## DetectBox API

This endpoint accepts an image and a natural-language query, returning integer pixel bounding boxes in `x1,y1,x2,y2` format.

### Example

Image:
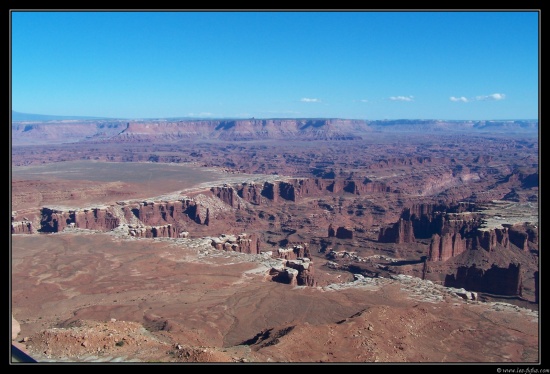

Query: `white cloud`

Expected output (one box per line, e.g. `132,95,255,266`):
475,93,506,101
389,95,414,102
358,99,369,103
450,96,469,102
300,98,320,103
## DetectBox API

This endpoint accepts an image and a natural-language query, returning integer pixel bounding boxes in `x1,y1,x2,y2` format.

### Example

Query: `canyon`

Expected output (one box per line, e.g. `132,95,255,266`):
11,118,539,364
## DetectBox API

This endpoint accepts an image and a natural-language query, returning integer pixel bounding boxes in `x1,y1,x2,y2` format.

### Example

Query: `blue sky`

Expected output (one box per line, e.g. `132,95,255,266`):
11,10,539,120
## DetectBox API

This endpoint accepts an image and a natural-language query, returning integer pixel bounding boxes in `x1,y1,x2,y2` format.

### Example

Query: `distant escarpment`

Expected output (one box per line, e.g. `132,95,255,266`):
12,119,367,145
366,119,538,134
12,118,538,146
11,121,128,145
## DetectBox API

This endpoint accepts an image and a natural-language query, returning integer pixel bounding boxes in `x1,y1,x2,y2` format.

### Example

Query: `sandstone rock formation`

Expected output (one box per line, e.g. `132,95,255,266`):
444,263,523,296
37,197,215,235
428,232,467,262
268,258,316,287
29,177,390,237
211,233,261,254
11,220,33,234
335,226,354,239
40,207,120,233
328,225,355,239
127,224,179,238
378,218,415,243
380,202,537,258
276,244,311,260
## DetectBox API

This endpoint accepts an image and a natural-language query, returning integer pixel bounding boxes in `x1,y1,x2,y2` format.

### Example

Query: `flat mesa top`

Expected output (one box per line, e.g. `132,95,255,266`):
11,160,223,183
478,200,539,230
11,160,282,211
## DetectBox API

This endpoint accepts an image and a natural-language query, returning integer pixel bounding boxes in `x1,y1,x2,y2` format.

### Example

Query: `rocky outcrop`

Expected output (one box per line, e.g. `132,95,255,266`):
120,198,210,228
428,232,467,262
269,258,316,286
269,265,299,286
11,220,34,234
328,179,389,195
367,155,453,170
327,225,354,239
74,208,120,231
40,207,120,233
211,185,239,208
475,228,510,252
328,224,336,237
428,224,532,262
39,197,214,234
503,171,539,189
336,226,354,239
278,182,297,202
237,183,262,205
261,182,279,202
507,225,530,252
286,258,316,287
127,224,179,238
289,178,330,197
378,219,415,243
347,263,381,278
211,233,261,254
39,208,66,232
231,178,390,206
276,244,311,260
381,202,536,260
401,202,475,239
444,263,523,296
121,200,207,226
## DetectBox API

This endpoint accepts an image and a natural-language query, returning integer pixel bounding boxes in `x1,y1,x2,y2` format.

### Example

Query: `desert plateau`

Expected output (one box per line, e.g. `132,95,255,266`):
10,118,539,364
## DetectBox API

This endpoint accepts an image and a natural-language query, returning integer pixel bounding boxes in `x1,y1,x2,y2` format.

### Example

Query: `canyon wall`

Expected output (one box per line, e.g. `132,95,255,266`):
380,202,537,262
40,207,120,233
444,263,523,296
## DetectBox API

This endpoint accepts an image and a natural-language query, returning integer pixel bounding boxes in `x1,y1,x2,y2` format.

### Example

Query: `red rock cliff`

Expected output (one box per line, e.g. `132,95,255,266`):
11,220,34,234
444,263,523,296
40,207,120,232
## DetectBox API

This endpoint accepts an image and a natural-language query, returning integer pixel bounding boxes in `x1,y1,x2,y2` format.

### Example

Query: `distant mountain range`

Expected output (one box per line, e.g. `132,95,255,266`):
12,110,538,123
11,115,539,146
